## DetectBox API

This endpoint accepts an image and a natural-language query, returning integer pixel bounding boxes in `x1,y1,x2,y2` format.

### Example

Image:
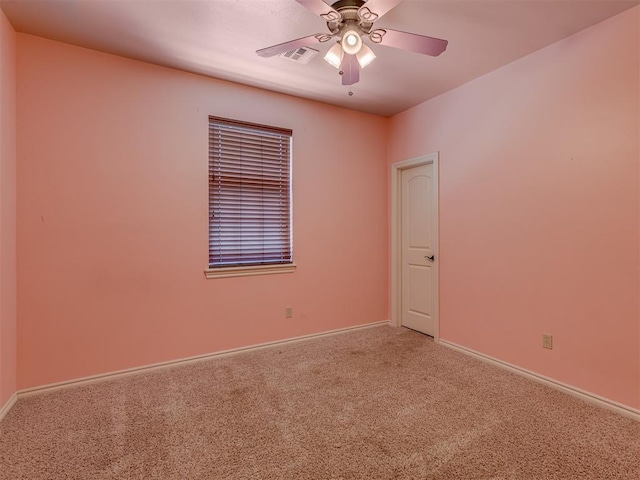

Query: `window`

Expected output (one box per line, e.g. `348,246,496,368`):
206,116,294,278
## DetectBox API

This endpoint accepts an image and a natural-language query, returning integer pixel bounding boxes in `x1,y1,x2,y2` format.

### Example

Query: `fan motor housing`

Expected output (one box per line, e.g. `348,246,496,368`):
326,0,373,34
331,0,366,11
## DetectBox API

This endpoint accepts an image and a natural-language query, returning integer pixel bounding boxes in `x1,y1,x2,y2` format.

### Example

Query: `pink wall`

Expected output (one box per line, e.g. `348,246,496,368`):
0,8,17,408
389,8,640,409
16,35,389,389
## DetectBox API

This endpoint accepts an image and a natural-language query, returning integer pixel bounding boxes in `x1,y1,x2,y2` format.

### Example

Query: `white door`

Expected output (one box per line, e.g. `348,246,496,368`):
401,163,437,336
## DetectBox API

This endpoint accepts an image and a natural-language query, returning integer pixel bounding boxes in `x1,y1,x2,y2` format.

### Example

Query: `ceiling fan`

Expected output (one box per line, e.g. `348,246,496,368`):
256,0,448,86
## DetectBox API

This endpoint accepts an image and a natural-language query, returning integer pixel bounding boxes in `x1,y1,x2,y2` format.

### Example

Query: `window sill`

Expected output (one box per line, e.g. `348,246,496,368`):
204,263,297,279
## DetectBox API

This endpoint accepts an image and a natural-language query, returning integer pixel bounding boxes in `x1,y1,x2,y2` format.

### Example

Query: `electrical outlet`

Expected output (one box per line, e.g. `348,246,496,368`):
542,334,553,350
285,306,293,319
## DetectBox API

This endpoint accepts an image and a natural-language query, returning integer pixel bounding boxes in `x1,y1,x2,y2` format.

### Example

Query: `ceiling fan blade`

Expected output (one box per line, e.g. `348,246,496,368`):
358,0,402,21
256,34,326,58
373,28,448,56
295,0,341,21
341,54,360,86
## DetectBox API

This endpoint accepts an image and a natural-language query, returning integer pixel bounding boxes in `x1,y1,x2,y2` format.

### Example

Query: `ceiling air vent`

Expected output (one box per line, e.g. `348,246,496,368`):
279,46,318,65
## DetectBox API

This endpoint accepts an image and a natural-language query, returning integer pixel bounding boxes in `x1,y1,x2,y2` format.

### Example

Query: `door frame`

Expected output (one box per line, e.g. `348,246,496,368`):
391,152,440,340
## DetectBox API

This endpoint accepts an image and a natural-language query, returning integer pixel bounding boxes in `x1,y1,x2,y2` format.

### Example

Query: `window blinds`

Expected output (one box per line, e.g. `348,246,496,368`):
208,116,292,268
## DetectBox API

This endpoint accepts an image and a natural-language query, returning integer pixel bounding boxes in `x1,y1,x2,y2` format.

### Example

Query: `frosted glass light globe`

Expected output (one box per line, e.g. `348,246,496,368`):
341,27,362,55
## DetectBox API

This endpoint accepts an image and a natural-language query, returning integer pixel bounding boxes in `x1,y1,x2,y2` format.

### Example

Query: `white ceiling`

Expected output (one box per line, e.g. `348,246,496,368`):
1,0,638,117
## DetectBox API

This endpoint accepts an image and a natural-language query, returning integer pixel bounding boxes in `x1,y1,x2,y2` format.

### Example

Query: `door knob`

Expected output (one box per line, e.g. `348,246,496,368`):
425,255,435,262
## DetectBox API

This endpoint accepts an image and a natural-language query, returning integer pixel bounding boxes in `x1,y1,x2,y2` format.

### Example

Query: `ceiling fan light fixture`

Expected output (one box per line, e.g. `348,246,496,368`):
341,26,362,55
256,0,449,88
356,44,376,68
323,43,344,69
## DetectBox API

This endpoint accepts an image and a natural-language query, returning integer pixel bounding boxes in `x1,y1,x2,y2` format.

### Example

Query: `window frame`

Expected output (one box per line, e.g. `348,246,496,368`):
204,116,295,279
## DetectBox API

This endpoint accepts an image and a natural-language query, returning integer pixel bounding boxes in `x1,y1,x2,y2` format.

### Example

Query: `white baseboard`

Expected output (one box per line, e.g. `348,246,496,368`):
18,320,390,398
0,392,17,422
438,339,640,421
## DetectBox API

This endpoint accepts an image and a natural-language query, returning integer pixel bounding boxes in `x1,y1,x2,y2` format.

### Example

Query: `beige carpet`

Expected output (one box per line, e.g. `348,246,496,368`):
0,326,638,479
